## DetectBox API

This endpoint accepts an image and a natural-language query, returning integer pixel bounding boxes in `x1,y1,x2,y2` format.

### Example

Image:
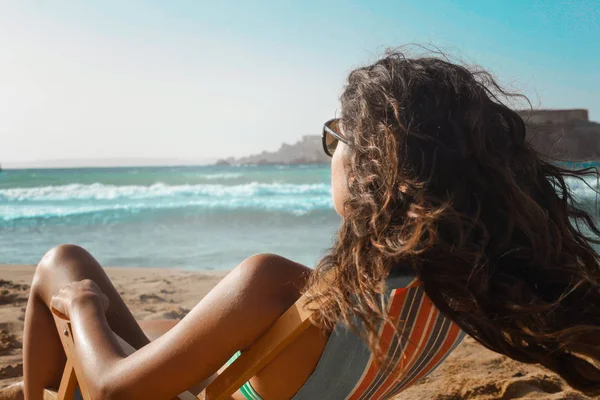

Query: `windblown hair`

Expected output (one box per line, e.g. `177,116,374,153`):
306,50,600,395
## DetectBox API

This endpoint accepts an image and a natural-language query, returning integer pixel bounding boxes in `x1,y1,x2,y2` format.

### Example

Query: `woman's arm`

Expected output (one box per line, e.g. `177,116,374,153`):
53,254,309,400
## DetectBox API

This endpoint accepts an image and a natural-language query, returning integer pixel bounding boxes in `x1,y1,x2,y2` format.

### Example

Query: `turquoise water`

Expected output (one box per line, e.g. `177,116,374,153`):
1,163,598,270
0,165,340,269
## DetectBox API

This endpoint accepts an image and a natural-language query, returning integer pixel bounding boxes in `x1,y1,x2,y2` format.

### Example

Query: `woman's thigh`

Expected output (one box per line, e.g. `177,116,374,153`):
138,319,179,341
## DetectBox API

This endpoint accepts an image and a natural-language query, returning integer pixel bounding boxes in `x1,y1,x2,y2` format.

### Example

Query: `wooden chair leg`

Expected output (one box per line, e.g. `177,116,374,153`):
57,359,78,399
43,345,78,400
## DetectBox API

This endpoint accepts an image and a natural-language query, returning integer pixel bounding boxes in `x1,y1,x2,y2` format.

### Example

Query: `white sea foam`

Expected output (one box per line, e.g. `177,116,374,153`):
565,176,600,201
0,182,331,202
201,173,244,180
0,196,333,221
3,177,599,222
0,182,333,221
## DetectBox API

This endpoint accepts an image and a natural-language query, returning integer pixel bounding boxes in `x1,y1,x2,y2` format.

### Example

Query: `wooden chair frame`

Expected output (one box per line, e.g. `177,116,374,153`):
43,295,314,400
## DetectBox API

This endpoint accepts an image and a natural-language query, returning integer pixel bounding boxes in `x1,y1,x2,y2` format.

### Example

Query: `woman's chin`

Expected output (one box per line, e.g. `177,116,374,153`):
333,203,347,218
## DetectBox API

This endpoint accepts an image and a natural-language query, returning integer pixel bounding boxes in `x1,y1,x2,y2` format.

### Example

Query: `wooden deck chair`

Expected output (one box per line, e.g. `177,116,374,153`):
43,294,315,400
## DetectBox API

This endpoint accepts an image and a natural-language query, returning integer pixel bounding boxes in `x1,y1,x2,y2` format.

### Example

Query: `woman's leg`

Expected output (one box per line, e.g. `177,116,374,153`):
0,321,178,400
138,319,179,341
22,246,312,399
23,244,152,400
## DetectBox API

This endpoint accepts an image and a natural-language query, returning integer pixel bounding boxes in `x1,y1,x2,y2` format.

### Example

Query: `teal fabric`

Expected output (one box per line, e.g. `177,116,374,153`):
227,351,264,400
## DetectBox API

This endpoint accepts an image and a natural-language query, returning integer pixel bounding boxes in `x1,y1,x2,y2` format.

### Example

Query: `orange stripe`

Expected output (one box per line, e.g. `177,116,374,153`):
369,298,438,399
387,315,452,394
346,287,411,400
396,322,462,394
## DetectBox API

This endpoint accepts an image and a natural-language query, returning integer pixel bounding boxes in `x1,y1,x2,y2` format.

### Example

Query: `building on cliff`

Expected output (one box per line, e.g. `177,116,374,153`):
518,109,600,161
518,109,589,125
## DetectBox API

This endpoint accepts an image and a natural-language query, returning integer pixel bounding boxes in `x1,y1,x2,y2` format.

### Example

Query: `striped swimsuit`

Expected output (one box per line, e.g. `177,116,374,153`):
236,273,465,400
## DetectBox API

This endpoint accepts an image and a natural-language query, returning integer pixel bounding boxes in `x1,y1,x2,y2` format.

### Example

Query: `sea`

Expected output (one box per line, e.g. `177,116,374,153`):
1,163,599,270
0,165,340,269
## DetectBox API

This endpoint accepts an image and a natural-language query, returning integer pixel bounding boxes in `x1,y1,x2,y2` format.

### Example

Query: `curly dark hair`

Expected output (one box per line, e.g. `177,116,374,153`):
306,50,600,395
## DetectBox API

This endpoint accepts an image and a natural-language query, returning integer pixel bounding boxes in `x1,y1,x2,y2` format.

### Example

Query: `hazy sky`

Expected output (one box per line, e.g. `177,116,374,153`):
1,1,598,166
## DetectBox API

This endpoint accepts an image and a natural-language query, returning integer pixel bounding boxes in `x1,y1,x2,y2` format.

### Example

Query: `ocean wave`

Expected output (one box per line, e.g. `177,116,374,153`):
4,178,598,203
4,177,600,223
201,173,244,180
565,176,600,200
0,182,331,202
0,194,334,221
0,181,333,221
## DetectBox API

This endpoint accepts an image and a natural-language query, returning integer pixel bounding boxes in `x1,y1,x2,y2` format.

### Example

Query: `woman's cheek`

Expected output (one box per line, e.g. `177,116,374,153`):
332,146,350,217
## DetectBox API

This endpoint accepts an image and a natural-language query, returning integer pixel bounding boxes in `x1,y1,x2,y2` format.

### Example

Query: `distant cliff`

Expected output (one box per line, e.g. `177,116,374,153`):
216,135,330,165
216,109,600,165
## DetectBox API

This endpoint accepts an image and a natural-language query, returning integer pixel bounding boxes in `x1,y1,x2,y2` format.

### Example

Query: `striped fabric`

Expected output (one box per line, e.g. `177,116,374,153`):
292,274,465,400
345,279,465,400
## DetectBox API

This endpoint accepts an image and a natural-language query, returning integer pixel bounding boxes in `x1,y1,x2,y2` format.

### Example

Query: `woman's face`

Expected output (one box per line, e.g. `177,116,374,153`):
331,124,351,217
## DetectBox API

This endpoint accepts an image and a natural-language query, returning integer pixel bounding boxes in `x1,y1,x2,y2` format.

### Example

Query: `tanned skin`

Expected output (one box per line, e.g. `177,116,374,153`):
20,245,330,400
3,123,350,400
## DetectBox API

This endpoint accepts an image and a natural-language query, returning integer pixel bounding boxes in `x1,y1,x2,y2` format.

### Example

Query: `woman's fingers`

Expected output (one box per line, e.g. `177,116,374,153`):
50,279,110,319
50,289,71,319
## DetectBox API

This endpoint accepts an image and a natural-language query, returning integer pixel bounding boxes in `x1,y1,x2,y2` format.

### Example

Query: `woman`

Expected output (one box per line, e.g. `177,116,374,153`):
9,50,600,399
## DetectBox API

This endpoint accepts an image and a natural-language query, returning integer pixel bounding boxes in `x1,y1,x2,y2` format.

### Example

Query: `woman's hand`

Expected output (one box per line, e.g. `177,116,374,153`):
50,279,110,320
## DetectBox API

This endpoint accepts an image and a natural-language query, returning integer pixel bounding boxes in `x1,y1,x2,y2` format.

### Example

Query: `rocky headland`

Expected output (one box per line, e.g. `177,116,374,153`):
216,135,330,166
216,109,600,165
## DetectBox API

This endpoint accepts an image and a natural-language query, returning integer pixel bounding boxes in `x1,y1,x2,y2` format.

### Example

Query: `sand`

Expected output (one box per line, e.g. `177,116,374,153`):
0,264,594,400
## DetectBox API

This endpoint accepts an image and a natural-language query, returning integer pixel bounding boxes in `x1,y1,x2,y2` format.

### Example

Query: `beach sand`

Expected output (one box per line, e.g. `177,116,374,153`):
0,264,593,399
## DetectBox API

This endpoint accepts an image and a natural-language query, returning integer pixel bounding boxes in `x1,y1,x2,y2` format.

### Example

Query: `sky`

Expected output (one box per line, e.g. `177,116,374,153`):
0,0,598,167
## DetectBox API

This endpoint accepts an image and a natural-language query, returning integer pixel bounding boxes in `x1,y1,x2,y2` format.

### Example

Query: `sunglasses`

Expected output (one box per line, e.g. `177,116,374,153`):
322,118,349,157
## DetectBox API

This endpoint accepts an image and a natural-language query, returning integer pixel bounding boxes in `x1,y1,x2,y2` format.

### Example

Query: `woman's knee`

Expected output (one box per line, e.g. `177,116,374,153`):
236,253,311,302
238,253,307,277
32,244,97,301
37,243,92,274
